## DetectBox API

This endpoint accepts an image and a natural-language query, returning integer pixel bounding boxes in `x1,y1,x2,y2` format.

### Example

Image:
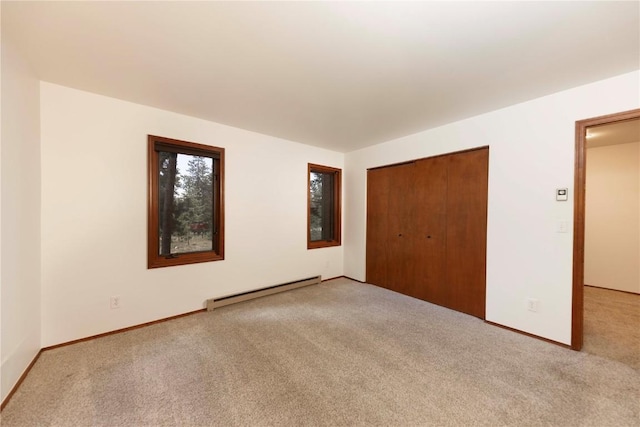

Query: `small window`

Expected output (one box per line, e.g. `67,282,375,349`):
308,163,341,249
148,135,224,268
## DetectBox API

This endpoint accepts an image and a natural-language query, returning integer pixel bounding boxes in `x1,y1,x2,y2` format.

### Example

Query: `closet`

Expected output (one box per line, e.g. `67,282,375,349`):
366,147,489,318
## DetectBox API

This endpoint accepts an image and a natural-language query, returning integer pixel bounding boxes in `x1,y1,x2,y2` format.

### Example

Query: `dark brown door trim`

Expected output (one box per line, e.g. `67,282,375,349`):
572,108,640,350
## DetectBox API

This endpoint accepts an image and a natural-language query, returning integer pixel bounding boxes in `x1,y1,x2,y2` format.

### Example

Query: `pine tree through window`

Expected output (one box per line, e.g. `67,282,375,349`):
148,135,224,268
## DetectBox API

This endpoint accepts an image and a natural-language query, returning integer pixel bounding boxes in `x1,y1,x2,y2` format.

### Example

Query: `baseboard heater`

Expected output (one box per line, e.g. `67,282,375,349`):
206,275,321,311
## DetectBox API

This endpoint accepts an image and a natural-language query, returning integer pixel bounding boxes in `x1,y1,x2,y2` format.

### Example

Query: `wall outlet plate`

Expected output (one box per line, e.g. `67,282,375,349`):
110,296,121,309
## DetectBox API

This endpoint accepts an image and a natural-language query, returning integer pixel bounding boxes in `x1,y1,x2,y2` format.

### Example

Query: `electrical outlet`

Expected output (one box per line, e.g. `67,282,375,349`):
526,298,539,313
110,296,121,309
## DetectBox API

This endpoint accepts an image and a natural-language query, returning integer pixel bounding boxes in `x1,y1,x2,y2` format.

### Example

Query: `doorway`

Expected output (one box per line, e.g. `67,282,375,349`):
572,108,640,350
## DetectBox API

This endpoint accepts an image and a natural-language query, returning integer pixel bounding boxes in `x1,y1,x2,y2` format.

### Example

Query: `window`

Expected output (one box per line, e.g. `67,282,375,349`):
148,135,224,268
308,163,341,249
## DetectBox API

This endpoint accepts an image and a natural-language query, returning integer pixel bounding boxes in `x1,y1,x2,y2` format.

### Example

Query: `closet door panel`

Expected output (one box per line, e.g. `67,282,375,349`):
411,157,448,304
445,148,489,318
366,167,393,288
387,163,419,297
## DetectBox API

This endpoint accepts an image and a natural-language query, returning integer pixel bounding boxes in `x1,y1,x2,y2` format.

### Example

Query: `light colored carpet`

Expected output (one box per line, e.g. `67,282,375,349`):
583,285,640,370
2,278,639,426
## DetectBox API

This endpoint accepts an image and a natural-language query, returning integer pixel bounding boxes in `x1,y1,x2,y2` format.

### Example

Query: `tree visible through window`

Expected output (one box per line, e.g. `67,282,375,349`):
308,164,341,249
148,135,224,268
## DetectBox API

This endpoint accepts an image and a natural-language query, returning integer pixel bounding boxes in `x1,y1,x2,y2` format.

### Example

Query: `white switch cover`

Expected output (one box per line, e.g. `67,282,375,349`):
557,221,569,233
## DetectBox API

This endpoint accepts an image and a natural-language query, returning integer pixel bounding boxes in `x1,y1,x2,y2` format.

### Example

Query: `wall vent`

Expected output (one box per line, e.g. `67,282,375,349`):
206,275,321,311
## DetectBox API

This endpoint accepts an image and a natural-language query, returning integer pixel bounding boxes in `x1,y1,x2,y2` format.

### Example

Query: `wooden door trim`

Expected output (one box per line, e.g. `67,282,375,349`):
572,108,640,350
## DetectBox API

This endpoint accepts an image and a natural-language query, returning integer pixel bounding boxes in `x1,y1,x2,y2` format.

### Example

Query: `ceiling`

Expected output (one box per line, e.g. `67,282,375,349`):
3,1,639,153
587,118,640,149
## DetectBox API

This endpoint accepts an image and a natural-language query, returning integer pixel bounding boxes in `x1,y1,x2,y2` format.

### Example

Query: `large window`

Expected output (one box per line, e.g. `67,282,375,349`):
308,163,341,249
148,135,224,268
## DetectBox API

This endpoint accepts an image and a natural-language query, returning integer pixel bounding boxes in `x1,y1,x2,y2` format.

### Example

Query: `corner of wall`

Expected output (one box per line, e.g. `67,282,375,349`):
1,32,42,403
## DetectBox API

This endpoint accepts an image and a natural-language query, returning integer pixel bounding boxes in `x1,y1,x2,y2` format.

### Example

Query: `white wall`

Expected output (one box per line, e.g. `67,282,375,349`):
585,141,640,293
344,71,640,345
40,83,344,347
1,35,42,402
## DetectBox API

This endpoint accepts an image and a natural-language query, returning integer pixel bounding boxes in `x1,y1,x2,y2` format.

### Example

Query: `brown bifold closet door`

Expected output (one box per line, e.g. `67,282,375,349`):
366,147,488,319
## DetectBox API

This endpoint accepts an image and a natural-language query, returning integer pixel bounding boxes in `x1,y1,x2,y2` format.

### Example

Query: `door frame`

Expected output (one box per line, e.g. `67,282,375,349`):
572,108,640,350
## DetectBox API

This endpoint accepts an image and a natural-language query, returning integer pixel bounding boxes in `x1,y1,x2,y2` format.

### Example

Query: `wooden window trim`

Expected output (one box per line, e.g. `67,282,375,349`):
148,135,225,268
308,163,342,249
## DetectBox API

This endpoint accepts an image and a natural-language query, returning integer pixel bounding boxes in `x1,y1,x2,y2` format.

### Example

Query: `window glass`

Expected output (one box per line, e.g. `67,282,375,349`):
158,153,214,255
308,164,341,249
309,170,335,242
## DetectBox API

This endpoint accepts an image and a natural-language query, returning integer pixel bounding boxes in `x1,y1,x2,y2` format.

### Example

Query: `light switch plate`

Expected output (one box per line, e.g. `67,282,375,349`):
557,221,569,233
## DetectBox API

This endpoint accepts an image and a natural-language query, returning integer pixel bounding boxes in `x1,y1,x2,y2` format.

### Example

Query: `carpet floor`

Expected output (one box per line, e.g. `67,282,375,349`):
583,285,640,370
1,278,639,426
